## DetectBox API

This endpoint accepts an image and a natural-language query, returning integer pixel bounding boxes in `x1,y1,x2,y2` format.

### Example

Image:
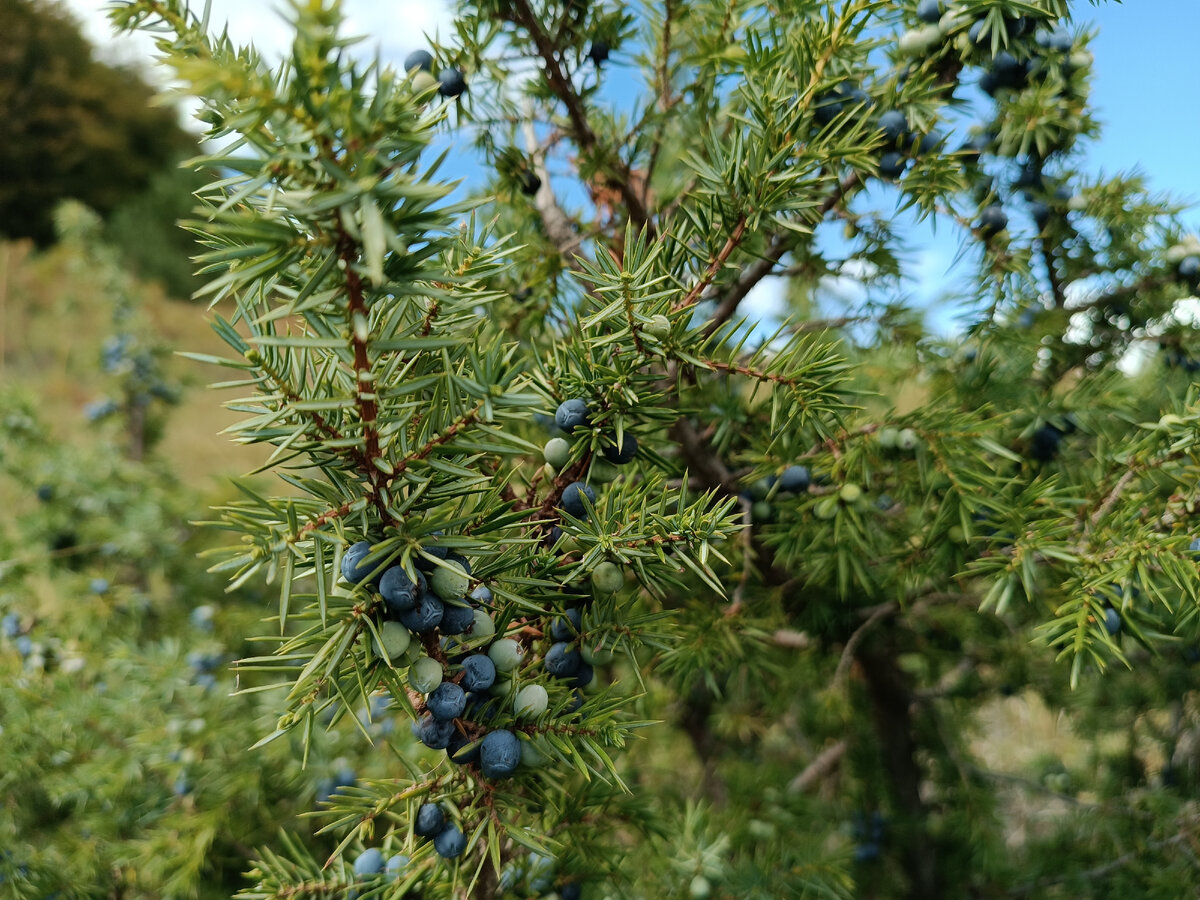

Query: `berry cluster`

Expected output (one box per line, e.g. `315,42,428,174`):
548,397,638,530
402,49,467,98
327,396,643,890
350,847,411,894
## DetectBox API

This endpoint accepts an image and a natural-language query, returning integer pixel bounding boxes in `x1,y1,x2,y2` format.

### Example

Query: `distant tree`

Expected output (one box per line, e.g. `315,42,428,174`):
0,0,195,247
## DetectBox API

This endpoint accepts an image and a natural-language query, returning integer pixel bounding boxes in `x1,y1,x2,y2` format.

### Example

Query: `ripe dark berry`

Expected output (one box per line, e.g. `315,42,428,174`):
1180,257,1200,281
466,691,503,721
569,662,594,688
518,170,541,196
460,654,496,692
878,110,908,143
415,534,450,571
587,40,610,66
428,682,466,721
561,883,583,900
563,689,585,715
549,608,582,643
813,90,845,126
380,566,423,613
601,432,638,464
978,205,1008,236
340,541,375,584
385,854,409,881
878,152,906,180
437,67,467,98
353,848,385,877
989,51,1028,91
415,802,446,837
546,641,582,677
404,50,433,73
1103,607,1121,635
916,0,941,23
412,714,455,749
440,600,476,635
434,824,467,858
1042,27,1073,52
447,730,481,765
778,465,811,493
1029,424,1064,462
912,131,942,155
555,398,591,432
399,592,444,633
561,482,595,518
480,729,522,778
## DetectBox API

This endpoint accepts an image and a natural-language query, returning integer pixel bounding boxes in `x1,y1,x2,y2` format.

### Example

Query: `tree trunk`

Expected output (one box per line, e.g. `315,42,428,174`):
857,647,941,900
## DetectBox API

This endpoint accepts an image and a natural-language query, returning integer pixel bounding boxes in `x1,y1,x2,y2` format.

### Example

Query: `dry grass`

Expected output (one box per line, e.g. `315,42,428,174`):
0,239,272,489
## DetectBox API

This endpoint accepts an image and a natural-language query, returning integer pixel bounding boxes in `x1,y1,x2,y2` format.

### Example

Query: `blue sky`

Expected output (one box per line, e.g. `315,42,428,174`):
1082,0,1200,222
65,0,1200,332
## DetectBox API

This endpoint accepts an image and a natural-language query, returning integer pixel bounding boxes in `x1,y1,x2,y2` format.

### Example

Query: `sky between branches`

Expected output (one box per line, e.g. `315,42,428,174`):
62,0,1200,338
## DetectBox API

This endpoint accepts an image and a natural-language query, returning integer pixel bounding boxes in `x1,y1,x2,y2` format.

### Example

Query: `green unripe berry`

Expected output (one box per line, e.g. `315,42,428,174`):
514,683,549,717
591,561,624,595
411,71,438,93
589,458,621,484
898,24,942,55
397,640,423,667
839,483,863,503
430,562,470,600
644,314,670,339
751,500,773,522
543,437,571,469
520,736,551,767
488,638,525,673
690,875,713,899
814,497,840,519
373,621,412,661
877,426,899,448
897,428,920,451
581,639,615,666
410,656,443,692
471,610,495,639
947,525,966,543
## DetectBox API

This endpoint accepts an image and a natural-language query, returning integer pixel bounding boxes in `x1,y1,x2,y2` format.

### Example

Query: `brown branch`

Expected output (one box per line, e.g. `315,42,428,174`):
1089,468,1137,529
521,111,587,273
335,229,388,521
673,215,749,312
699,172,862,337
294,499,357,540
384,405,485,486
668,418,739,494
833,602,898,690
508,0,654,234
787,740,847,794
701,358,804,388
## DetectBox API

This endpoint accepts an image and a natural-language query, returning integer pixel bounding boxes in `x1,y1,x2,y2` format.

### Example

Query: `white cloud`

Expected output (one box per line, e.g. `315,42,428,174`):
742,275,785,320
61,0,452,71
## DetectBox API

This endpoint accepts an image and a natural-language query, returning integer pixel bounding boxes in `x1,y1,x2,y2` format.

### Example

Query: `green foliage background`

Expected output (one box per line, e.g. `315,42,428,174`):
4,0,1200,899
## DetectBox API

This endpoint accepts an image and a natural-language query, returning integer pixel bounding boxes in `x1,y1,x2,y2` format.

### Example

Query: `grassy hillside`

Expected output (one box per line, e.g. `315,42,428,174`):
0,237,270,489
